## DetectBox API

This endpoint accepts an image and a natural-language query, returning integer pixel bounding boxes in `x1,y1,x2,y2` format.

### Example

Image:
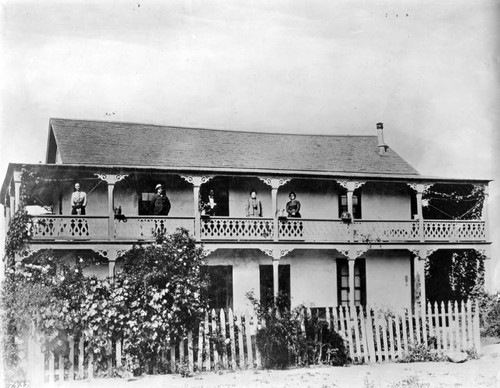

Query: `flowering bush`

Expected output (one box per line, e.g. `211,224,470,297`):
2,228,209,378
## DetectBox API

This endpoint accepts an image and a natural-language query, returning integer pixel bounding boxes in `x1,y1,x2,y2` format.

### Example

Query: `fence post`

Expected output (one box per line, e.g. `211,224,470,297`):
473,300,481,353
394,312,402,359
228,309,237,370
401,309,408,357
187,331,194,373
236,312,245,369
363,306,376,363
197,321,204,372
26,326,45,387
204,312,211,371
244,311,254,368
67,337,75,381
211,309,219,369
460,300,467,351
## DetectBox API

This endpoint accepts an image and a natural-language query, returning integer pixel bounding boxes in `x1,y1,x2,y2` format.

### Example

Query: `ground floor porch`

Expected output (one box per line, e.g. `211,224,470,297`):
20,242,490,313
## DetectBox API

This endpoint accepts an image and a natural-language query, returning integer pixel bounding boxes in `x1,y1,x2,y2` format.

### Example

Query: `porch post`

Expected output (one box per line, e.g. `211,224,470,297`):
180,175,214,242
408,183,432,242
412,248,430,313
107,249,118,278
347,257,356,311
13,171,22,212
259,177,291,242
271,183,279,241
273,250,280,302
482,184,489,241
9,185,15,218
95,173,128,241
193,183,201,242
416,189,424,242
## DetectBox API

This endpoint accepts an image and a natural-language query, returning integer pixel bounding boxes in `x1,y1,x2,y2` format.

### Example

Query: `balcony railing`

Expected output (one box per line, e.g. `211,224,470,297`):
114,216,195,240
201,217,274,240
29,216,487,243
31,216,109,240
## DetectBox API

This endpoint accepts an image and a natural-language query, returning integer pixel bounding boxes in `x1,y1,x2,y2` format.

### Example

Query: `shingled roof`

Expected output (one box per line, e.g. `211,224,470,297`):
47,118,419,176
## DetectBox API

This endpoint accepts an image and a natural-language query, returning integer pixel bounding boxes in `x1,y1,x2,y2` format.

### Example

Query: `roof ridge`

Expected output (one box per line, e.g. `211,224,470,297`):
49,117,378,138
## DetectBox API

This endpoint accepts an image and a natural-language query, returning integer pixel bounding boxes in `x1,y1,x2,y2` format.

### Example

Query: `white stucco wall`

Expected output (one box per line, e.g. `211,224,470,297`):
281,250,337,307
362,182,411,220
364,250,412,309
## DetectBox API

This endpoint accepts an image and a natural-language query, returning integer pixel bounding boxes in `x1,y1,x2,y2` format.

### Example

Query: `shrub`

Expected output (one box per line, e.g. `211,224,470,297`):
247,292,347,369
2,228,209,380
398,342,444,363
477,291,500,338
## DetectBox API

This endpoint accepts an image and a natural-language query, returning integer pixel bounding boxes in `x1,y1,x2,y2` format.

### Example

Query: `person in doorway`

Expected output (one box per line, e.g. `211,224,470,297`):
149,184,171,215
245,189,262,217
71,183,87,215
203,189,217,216
286,191,301,218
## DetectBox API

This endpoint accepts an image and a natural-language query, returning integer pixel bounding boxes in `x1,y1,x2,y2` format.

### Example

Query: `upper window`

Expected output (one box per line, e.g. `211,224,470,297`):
338,193,362,219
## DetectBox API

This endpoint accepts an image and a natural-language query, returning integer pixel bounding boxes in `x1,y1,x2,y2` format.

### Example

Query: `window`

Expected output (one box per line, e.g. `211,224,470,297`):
259,265,290,307
139,192,155,215
338,193,362,219
337,259,366,306
204,266,233,310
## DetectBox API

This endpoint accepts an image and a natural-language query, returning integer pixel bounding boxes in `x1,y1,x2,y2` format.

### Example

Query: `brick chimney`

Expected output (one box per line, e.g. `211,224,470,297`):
377,122,388,155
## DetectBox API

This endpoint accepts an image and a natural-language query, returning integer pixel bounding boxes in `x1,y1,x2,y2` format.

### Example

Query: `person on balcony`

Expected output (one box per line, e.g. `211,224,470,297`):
150,184,171,215
286,191,301,218
245,190,262,217
71,183,87,215
203,189,217,216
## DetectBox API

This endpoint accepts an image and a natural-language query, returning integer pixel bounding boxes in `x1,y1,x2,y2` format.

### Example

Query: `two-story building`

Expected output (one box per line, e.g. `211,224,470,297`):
0,119,491,312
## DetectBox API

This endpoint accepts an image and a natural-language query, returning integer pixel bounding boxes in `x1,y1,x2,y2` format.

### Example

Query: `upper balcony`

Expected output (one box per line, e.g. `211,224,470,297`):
28,215,487,243
2,164,490,246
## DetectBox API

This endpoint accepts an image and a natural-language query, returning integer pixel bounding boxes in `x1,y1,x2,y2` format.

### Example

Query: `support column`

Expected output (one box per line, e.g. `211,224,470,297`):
193,184,201,242
13,171,22,212
95,173,128,241
259,177,291,242
272,251,280,302
9,190,15,218
412,248,432,313
482,184,489,241
108,249,118,278
347,257,356,311
180,175,214,242
408,183,432,242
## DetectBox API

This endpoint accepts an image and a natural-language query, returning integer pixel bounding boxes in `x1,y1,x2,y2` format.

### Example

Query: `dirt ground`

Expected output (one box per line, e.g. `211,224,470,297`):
53,343,500,388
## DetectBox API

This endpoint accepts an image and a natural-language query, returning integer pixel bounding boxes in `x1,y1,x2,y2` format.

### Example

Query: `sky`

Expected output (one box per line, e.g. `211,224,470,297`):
1,0,499,288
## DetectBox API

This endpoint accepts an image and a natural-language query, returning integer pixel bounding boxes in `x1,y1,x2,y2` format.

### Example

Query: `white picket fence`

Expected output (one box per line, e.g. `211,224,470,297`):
25,301,481,385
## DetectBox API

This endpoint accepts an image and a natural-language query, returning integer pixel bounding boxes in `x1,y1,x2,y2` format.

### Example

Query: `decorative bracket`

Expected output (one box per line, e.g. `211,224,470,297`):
202,247,217,257
337,249,350,258
410,248,436,260
180,175,214,187
337,180,366,192
94,173,128,185
260,248,275,258
259,177,291,189
279,248,294,258
407,183,433,194
355,248,369,258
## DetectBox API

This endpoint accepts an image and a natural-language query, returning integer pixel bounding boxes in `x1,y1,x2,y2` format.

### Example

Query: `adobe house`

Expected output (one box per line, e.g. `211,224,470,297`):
0,119,491,312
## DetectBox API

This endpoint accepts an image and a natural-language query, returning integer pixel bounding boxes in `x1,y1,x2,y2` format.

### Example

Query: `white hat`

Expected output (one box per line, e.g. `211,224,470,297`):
155,184,163,190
